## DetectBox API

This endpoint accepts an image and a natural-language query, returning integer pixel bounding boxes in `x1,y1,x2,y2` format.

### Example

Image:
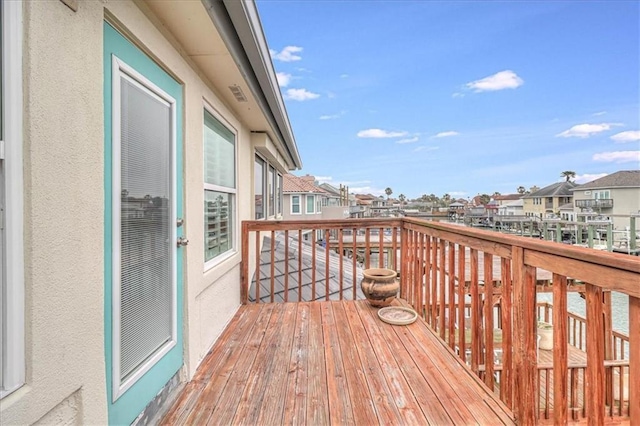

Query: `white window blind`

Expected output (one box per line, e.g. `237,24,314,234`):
118,75,173,382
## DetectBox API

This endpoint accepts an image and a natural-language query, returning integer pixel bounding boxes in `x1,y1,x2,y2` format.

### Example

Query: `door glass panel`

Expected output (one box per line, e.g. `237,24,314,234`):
119,77,172,380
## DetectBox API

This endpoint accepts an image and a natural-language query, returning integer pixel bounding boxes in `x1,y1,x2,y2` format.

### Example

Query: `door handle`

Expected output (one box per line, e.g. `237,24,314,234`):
177,237,189,247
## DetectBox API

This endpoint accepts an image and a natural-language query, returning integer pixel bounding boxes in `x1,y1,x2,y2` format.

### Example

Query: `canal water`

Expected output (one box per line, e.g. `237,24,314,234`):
537,291,629,335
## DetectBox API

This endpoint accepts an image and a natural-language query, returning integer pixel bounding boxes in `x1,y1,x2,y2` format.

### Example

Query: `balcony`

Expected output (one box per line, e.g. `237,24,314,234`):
163,218,639,424
576,199,614,209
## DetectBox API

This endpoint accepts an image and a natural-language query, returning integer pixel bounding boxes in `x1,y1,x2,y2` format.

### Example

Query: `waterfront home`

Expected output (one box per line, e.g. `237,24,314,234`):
522,180,577,219
0,1,301,424
571,170,640,229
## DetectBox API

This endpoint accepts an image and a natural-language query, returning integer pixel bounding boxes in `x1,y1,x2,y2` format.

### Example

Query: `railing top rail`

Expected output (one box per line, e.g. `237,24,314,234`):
402,217,640,276
243,218,402,232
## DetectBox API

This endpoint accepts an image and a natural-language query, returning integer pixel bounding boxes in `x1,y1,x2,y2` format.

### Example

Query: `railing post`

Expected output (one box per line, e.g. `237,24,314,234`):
400,223,408,300
241,221,249,304
629,295,639,424
512,246,537,424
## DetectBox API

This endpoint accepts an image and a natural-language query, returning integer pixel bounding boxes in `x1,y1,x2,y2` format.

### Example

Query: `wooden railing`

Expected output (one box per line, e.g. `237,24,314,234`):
241,218,640,424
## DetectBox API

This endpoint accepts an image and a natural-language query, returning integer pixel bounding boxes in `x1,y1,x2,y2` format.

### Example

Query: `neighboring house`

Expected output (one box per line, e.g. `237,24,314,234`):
319,182,350,207
522,181,577,219
497,199,524,216
0,1,301,425
492,193,522,206
282,174,327,221
559,203,576,221
571,170,640,229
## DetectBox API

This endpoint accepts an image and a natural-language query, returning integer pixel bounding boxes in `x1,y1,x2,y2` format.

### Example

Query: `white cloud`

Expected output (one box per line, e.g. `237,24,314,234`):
433,131,459,138
573,173,608,184
556,123,620,138
284,88,320,101
592,111,607,116
611,130,640,143
315,176,333,183
413,146,439,153
357,128,408,138
452,92,465,98
448,191,468,197
340,74,349,79
276,72,292,87
465,70,524,92
319,114,339,120
592,151,640,163
396,137,419,144
270,46,303,62
349,186,385,196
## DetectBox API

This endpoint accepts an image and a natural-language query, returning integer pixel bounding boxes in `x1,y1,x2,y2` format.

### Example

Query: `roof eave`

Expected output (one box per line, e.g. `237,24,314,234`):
202,0,302,170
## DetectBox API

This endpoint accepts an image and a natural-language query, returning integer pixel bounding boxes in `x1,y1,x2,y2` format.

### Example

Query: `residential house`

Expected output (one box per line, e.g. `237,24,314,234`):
497,199,524,216
521,181,577,219
0,1,301,424
571,170,640,229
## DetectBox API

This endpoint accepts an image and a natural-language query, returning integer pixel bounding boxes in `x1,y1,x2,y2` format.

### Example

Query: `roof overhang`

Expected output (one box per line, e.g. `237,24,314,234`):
143,0,302,170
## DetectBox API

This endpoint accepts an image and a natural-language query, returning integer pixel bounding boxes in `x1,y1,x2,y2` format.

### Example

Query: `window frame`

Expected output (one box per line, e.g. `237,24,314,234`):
203,103,238,270
277,173,283,216
0,0,25,398
291,195,301,215
306,194,316,214
268,165,275,217
254,155,265,220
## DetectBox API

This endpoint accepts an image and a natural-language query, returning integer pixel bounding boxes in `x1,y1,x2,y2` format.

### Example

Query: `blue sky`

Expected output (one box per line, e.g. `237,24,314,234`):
257,0,640,199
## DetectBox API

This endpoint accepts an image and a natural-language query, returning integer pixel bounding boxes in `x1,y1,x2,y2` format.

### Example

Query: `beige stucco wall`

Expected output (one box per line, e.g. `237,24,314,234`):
3,0,289,424
1,1,108,424
573,187,640,229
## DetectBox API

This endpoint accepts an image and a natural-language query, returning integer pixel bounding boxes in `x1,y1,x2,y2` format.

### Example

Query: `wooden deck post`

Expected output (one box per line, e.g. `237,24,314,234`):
241,221,249,304
512,246,537,425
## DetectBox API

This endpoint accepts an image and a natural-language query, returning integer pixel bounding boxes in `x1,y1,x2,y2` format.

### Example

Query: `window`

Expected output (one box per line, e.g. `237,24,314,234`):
268,166,275,217
594,190,610,199
306,195,315,214
254,156,264,219
316,196,322,214
291,195,301,214
277,173,283,216
1,0,25,398
204,109,236,263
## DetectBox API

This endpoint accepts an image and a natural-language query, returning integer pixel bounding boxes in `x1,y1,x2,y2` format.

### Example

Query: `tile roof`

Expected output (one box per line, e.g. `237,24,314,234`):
571,170,640,190
492,194,522,201
283,174,328,194
522,181,577,198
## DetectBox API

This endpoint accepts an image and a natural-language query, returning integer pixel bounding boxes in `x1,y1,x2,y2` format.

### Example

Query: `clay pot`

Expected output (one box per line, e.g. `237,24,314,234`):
537,322,553,350
361,268,399,308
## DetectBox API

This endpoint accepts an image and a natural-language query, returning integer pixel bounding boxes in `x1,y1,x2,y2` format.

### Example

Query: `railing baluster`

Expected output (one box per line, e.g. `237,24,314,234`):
255,230,261,303
338,228,344,300
458,244,466,364
418,232,425,317
484,252,494,389
413,230,420,311
352,227,357,300
365,228,371,270
284,230,289,303
470,248,480,374
448,241,456,349
298,229,302,302
553,273,568,424
325,229,330,301
311,229,316,300
439,239,446,340
270,230,275,303
585,283,605,425
430,237,438,327
501,257,513,408
378,227,384,268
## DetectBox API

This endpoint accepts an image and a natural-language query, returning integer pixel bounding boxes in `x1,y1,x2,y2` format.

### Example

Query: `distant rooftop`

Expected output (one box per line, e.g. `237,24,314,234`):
283,174,328,194
522,180,577,198
572,170,640,190
492,194,522,201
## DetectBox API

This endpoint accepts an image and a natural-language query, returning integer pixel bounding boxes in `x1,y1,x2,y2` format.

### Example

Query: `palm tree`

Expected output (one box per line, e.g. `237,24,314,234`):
398,194,406,209
517,186,526,194
560,171,576,182
385,187,393,200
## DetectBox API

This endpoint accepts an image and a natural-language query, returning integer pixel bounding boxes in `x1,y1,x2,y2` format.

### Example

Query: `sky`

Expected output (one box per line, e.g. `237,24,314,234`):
256,0,640,200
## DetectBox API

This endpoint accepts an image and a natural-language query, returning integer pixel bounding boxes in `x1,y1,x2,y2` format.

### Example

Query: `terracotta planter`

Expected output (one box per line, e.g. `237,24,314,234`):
361,268,399,308
537,322,553,350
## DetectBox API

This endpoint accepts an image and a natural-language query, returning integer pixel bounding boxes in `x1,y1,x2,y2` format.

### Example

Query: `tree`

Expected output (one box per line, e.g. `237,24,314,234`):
478,193,491,205
560,171,576,182
398,193,406,208
492,191,501,197
385,187,393,199
517,186,526,194
441,193,451,206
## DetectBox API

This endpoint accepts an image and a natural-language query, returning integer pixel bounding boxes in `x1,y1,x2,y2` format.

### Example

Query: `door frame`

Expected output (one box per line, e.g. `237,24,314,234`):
104,21,184,425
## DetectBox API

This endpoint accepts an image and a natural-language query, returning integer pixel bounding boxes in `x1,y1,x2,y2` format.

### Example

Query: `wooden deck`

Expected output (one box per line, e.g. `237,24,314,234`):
161,300,515,425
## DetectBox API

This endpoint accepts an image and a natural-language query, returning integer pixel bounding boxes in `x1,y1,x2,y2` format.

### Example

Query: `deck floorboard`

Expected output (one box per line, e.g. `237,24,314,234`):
161,300,515,425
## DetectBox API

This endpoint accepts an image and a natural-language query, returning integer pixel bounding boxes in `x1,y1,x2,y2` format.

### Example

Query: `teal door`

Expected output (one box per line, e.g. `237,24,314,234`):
104,22,184,425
